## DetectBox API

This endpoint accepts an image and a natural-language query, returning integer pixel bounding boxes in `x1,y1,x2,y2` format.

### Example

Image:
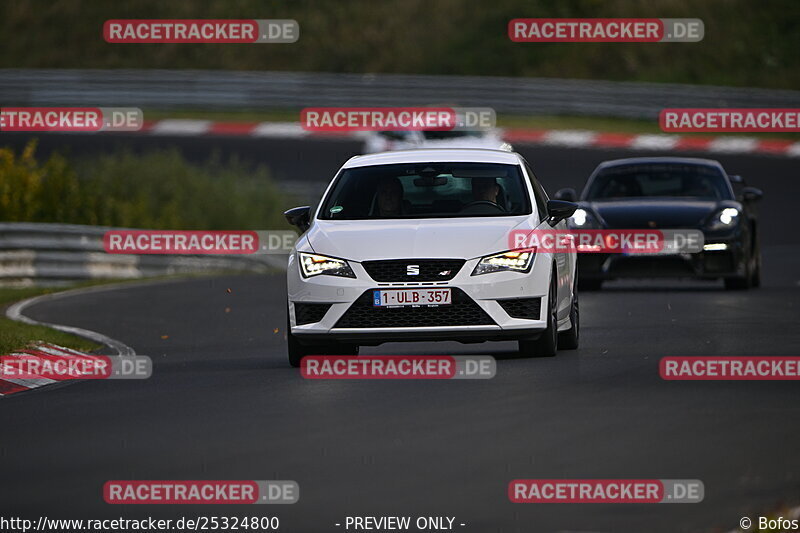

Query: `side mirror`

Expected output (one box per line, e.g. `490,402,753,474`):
546,200,578,225
553,188,577,202
284,206,311,232
741,187,763,203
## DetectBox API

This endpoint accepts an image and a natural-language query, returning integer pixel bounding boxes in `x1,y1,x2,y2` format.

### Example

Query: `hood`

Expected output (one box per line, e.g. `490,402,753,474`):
585,199,721,229
306,217,532,261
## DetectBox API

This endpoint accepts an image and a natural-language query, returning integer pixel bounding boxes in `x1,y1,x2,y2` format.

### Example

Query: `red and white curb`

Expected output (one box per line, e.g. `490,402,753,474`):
0,343,102,397
4,118,797,157
2,282,139,398
126,120,800,158
502,128,800,157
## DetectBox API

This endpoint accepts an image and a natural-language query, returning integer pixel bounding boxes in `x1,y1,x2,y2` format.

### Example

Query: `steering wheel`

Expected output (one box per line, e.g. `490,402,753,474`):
461,200,506,212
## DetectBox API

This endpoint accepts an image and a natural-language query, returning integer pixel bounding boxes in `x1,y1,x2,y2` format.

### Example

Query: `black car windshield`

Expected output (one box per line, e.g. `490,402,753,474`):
585,164,732,201
422,131,484,140
319,162,531,219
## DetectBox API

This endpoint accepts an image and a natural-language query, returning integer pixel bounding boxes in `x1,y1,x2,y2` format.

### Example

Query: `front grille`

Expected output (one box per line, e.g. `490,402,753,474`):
497,298,542,319
609,256,694,277
361,259,465,282
294,303,332,325
334,288,494,328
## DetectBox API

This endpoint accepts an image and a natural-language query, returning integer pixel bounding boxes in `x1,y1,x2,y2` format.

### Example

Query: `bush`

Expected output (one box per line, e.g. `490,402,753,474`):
0,140,289,230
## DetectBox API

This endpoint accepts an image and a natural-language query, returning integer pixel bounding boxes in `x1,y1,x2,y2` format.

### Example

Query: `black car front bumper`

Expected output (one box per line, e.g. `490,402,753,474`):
578,238,747,280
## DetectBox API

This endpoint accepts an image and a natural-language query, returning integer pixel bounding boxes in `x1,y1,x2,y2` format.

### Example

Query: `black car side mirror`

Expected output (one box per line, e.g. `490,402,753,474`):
741,187,763,203
546,200,578,225
284,206,312,232
553,188,577,202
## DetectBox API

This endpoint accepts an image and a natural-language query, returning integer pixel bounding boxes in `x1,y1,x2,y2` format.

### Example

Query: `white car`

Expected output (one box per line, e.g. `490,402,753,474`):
363,129,512,154
283,149,579,367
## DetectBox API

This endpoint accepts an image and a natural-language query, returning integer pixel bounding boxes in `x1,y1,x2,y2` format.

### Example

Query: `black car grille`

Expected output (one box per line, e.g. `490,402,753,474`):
294,303,332,325
334,288,494,328
361,259,465,282
609,256,695,277
497,298,542,320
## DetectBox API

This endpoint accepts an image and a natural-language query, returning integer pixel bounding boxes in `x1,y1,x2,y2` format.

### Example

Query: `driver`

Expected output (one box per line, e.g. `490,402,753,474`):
471,177,500,205
376,176,404,216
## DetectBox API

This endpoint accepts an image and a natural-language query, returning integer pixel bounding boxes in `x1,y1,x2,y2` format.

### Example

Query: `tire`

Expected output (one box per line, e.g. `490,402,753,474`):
578,278,603,291
724,254,752,290
558,272,579,350
750,240,761,288
287,315,311,368
519,268,558,358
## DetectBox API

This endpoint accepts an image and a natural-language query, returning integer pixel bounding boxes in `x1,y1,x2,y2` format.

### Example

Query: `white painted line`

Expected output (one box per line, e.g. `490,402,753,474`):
708,137,758,153
787,142,800,157
252,122,308,137
6,286,136,356
150,119,212,136
542,130,597,147
630,134,679,150
34,344,97,361
0,363,56,388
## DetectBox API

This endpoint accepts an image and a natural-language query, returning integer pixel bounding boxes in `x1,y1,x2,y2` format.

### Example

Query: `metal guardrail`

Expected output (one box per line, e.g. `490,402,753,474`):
0,223,284,285
1,69,799,119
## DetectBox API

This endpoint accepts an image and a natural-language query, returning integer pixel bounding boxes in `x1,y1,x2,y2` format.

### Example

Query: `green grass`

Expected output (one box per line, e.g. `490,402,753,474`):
0,317,100,355
0,284,107,354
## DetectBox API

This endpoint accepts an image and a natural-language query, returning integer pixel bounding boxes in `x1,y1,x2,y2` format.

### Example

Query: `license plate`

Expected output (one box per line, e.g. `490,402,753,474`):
623,240,680,256
373,288,452,307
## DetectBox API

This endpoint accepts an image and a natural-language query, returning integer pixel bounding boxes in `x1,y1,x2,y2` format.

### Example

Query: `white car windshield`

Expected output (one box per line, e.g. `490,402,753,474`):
320,162,531,219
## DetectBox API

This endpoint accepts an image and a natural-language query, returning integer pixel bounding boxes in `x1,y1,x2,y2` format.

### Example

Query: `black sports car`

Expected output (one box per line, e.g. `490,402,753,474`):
554,157,763,290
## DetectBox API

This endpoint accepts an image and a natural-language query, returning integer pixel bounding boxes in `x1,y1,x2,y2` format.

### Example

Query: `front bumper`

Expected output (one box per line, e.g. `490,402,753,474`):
287,252,553,345
578,237,746,280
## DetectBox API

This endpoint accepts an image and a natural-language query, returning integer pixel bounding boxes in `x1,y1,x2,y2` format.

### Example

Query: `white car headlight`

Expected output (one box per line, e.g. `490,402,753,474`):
571,208,588,226
567,208,600,229
471,250,534,276
706,207,739,230
299,252,356,278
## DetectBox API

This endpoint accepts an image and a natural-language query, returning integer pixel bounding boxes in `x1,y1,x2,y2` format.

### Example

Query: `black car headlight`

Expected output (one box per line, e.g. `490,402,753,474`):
472,250,534,275
299,252,356,278
705,207,740,231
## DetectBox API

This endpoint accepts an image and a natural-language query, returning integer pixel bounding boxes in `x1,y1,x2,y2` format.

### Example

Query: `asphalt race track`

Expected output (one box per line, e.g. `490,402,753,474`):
1,134,799,533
